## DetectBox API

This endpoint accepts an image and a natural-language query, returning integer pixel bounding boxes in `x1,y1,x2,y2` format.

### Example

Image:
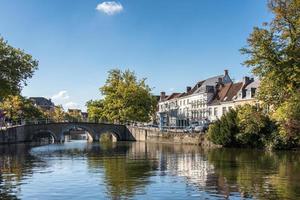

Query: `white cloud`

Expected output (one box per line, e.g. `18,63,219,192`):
96,1,123,15
51,90,70,101
64,102,79,109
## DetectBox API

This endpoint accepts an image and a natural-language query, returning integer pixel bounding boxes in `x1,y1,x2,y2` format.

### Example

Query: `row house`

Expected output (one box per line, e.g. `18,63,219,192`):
208,77,260,121
158,70,232,127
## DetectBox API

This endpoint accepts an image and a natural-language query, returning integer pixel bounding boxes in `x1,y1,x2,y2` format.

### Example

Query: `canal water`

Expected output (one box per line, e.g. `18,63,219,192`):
0,141,300,200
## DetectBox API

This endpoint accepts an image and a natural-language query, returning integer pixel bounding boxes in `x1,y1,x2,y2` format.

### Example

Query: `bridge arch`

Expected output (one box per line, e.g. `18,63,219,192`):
60,124,95,142
31,130,57,144
93,127,121,142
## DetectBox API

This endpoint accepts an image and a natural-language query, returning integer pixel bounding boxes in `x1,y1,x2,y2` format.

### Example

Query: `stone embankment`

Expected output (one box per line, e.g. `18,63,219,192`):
127,126,218,148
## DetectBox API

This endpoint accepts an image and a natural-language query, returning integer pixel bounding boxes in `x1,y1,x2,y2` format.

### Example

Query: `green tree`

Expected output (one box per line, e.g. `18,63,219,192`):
0,95,44,122
97,69,156,123
236,105,274,147
49,105,66,122
240,0,300,148
272,92,300,148
0,37,38,100
240,0,300,108
86,100,107,122
208,108,239,147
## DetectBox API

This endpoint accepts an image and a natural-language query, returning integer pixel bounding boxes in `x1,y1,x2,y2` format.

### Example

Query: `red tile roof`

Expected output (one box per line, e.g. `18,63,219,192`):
210,82,243,105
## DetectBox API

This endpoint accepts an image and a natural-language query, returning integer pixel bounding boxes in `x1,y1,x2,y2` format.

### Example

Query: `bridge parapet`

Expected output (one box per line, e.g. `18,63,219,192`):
0,122,135,144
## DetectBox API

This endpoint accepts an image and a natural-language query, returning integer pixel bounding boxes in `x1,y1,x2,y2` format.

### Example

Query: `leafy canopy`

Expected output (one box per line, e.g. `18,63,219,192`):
0,37,38,100
88,69,157,123
0,95,44,121
240,0,300,108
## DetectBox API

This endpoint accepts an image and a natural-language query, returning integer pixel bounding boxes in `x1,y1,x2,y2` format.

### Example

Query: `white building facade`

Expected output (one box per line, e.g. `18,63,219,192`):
158,70,232,127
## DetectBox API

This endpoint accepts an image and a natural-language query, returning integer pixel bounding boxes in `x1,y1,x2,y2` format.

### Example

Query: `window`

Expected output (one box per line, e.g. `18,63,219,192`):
251,88,256,98
214,107,218,116
183,100,185,105
208,108,212,116
222,107,227,115
187,99,189,104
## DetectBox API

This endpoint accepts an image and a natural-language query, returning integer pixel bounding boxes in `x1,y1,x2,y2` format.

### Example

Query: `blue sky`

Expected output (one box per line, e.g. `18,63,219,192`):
0,0,272,111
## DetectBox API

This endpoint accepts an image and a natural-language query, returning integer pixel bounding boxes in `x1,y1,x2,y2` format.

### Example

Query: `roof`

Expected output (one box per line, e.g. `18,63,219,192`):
245,79,260,90
165,93,181,101
29,97,54,107
193,75,223,94
210,82,243,105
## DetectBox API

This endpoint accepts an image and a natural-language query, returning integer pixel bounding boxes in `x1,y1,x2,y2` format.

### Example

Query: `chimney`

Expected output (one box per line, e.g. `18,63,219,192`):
224,69,229,76
160,92,166,101
218,77,223,84
186,86,191,93
243,76,251,85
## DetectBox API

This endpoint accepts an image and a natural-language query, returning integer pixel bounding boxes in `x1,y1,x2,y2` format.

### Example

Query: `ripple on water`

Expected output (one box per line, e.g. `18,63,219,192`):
0,142,300,199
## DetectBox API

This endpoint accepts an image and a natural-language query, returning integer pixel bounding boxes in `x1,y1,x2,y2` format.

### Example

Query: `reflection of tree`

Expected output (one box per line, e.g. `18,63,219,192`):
207,148,300,199
87,142,157,199
0,144,39,200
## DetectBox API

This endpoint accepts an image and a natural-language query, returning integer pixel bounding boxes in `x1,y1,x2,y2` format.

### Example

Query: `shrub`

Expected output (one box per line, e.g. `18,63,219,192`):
208,104,276,149
236,105,274,148
208,108,239,147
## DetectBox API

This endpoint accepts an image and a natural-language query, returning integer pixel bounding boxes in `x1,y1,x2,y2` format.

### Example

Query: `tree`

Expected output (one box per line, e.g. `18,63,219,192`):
236,105,274,147
86,100,107,122
208,105,275,148
0,95,44,122
208,108,239,147
0,37,38,100
97,69,156,123
240,0,300,108
49,105,66,122
272,92,300,148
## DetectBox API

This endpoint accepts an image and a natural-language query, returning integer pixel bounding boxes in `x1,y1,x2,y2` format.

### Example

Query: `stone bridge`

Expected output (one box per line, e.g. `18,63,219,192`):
0,122,136,144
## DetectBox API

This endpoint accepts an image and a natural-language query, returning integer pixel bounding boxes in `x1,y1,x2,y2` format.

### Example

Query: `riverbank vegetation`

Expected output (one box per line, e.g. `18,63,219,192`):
86,69,157,124
208,0,300,150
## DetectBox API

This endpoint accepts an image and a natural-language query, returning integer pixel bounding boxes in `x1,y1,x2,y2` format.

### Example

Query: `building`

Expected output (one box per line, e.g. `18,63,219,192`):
29,97,55,112
158,70,232,127
208,77,259,121
157,71,260,127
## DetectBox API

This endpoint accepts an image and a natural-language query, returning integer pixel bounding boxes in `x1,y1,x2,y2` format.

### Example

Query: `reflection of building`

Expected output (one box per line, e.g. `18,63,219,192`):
164,153,215,188
29,97,55,112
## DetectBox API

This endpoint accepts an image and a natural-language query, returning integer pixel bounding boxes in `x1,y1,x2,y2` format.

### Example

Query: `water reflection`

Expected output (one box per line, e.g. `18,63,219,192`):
0,142,300,199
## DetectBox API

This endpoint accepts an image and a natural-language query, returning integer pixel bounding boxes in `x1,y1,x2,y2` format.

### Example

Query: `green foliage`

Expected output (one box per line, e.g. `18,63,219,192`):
272,92,300,148
240,0,300,108
208,109,239,147
86,100,107,122
50,105,66,122
208,105,276,148
0,95,44,121
0,37,38,100
236,105,274,147
238,0,300,149
87,69,157,123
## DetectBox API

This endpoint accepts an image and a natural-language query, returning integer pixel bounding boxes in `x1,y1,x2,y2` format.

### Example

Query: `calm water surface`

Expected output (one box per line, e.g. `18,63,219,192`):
0,141,300,200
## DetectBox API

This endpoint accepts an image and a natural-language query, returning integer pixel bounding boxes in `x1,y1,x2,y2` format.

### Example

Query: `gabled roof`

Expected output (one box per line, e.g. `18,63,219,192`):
210,82,243,105
245,79,260,90
165,93,181,101
29,97,54,107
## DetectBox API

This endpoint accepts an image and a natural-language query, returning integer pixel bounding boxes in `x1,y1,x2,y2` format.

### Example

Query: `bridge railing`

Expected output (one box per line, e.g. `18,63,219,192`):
0,118,116,129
